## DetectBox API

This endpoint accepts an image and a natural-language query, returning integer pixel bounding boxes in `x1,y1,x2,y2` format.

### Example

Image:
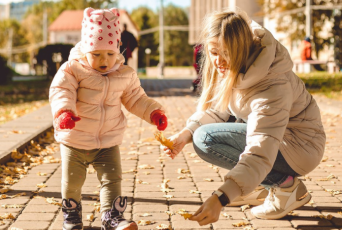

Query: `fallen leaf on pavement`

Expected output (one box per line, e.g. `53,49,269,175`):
156,224,172,230
139,213,152,217
241,204,250,211
312,214,333,220
46,197,62,206
87,214,94,222
177,168,190,174
189,190,201,194
222,213,233,219
232,221,249,227
138,164,155,169
137,220,155,226
36,172,47,176
163,195,174,199
204,178,214,182
36,183,47,188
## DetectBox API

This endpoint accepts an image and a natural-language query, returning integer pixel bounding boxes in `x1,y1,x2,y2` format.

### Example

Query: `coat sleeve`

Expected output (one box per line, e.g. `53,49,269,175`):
218,82,293,202
121,71,163,124
185,108,231,134
49,61,79,120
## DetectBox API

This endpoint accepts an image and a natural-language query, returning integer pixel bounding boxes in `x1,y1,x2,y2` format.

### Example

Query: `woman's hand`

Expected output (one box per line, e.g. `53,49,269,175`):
162,129,192,159
189,194,223,226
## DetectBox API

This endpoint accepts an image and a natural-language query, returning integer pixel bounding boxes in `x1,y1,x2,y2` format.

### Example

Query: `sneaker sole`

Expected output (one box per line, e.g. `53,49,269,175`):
252,193,312,220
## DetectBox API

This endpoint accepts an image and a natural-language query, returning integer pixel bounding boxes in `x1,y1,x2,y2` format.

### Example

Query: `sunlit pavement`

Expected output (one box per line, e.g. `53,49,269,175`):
2,79,342,230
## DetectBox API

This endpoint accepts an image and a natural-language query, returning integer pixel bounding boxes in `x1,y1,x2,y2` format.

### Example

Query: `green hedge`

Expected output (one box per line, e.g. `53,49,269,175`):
298,72,342,92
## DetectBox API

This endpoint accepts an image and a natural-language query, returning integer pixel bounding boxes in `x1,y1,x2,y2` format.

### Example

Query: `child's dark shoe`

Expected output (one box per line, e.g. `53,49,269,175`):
62,198,83,230
102,196,137,230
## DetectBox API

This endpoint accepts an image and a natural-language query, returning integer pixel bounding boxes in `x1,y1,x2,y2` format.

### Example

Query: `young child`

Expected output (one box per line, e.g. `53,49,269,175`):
49,8,167,230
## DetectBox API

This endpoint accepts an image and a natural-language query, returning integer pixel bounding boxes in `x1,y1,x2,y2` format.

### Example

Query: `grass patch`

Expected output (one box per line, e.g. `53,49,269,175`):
298,72,342,100
0,80,51,124
0,80,51,105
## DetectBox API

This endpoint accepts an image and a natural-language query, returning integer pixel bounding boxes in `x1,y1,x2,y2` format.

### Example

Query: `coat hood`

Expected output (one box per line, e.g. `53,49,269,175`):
68,41,125,75
235,21,293,89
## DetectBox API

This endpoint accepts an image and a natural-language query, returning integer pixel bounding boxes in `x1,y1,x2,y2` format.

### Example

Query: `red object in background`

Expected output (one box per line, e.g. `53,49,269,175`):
300,40,312,61
150,110,168,131
57,112,81,129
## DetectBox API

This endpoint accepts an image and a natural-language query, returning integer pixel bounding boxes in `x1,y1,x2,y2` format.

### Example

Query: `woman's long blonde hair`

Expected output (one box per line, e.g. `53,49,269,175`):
197,8,256,112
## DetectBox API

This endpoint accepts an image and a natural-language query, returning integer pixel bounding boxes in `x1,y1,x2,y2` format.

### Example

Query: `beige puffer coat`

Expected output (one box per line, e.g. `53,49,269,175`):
186,21,326,202
49,57,162,150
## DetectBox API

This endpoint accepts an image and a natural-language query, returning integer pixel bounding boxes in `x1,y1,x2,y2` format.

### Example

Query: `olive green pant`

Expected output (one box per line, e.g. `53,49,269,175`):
60,144,122,213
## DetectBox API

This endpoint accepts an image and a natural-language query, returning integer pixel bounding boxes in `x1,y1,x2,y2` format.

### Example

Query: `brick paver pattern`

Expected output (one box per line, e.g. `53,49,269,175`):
3,79,342,230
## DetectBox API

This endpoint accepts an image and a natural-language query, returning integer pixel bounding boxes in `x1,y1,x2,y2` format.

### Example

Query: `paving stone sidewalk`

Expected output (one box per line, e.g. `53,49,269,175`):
1,79,341,230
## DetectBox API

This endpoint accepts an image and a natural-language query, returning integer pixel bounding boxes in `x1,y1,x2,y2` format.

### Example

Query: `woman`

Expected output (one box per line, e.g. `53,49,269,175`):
162,8,325,225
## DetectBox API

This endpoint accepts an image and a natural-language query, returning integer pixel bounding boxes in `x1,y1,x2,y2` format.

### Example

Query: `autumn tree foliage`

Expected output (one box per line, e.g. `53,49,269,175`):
259,0,342,58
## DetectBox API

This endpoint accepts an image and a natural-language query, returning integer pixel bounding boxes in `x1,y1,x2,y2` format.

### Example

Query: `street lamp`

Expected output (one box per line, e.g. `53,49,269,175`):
145,48,151,67
158,0,164,78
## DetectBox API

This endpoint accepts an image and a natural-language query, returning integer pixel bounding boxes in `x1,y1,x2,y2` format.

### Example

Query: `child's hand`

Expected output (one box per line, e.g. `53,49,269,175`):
150,110,168,131
56,111,81,129
162,129,192,159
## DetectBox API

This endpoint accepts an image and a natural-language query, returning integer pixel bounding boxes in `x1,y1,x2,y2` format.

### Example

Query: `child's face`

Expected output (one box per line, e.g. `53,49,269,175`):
207,37,230,77
85,50,118,73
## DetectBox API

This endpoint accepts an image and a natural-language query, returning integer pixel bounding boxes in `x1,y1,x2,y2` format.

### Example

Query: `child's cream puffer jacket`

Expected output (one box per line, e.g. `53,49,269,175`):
49,59,162,150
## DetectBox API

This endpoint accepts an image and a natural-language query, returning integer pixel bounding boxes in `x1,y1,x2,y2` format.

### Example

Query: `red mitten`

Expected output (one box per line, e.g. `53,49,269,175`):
150,110,168,131
56,111,81,129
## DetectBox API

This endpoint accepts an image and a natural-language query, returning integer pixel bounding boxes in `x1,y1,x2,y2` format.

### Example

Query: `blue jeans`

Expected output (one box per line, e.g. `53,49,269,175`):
193,123,299,187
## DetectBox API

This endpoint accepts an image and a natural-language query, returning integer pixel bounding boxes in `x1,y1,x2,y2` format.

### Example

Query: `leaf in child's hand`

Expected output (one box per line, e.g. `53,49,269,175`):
154,131,174,150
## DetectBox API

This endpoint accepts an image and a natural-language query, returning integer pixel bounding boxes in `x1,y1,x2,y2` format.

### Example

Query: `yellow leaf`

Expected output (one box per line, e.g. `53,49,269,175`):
139,213,152,217
241,204,250,211
137,220,155,226
46,197,62,206
156,224,172,230
180,213,193,220
37,172,47,176
87,214,94,222
154,131,174,150
36,183,47,188
204,178,214,182
232,221,249,227
163,195,174,199
177,168,190,174
138,164,155,169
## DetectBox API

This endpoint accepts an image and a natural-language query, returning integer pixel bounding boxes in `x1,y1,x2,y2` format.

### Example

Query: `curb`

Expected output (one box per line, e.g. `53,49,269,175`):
0,105,53,165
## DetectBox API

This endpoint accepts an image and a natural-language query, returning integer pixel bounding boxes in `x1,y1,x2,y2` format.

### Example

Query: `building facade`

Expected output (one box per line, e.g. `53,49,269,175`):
0,0,40,21
189,0,263,44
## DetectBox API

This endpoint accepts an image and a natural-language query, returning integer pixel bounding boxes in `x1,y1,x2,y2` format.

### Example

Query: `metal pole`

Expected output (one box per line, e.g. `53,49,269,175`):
305,0,312,38
7,28,13,67
43,9,48,45
158,0,164,78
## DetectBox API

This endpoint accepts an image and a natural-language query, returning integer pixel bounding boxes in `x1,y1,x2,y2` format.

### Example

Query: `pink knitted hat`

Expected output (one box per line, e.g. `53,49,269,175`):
80,7,121,54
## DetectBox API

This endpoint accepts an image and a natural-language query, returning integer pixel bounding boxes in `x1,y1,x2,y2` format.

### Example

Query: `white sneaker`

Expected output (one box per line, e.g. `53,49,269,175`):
227,186,268,207
251,177,311,220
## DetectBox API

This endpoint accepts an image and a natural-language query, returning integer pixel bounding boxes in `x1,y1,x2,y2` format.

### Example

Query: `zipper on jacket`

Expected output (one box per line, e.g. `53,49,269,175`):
96,76,109,148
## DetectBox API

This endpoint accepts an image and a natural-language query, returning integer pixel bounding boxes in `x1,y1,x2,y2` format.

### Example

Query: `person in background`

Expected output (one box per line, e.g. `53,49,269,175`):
120,23,138,65
300,37,324,71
